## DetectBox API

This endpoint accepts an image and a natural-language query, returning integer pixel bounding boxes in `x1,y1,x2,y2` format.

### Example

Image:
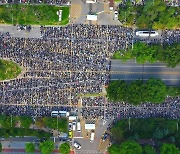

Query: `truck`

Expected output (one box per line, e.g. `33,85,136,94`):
90,131,95,143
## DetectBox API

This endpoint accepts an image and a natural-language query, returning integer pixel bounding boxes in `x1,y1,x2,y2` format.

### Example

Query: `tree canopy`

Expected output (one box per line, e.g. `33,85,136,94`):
118,0,180,29
110,118,180,154
113,42,180,68
19,116,33,129
108,140,142,154
25,143,35,153
108,144,121,154
107,78,178,105
0,142,2,152
160,143,180,154
143,145,156,154
59,142,70,154
39,140,54,154
119,140,142,154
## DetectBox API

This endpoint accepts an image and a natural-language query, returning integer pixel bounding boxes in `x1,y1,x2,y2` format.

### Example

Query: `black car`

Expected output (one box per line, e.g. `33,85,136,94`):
102,133,109,141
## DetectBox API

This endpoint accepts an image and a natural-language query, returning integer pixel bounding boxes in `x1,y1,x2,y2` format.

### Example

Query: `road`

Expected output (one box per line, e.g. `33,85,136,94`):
110,60,180,86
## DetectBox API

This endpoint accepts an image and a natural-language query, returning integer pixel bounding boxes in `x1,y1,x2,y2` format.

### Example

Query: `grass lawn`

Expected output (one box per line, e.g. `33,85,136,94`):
0,4,69,25
112,51,122,59
0,59,21,80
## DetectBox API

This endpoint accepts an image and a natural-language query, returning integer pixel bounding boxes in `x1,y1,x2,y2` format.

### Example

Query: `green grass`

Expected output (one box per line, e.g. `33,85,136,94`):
0,59,21,80
112,51,122,59
0,4,69,25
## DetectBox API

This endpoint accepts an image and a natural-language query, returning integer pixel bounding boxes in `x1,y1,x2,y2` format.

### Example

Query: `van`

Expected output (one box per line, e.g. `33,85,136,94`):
90,131,95,143
77,122,81,132
72,121,76,131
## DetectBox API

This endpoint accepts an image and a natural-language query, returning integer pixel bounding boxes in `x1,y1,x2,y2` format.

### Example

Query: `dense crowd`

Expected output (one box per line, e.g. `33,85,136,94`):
82,96,180,119
0,24,179,120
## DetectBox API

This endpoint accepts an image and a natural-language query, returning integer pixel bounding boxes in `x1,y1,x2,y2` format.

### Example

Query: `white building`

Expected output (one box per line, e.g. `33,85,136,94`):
85,124,95,130
87,15,97,21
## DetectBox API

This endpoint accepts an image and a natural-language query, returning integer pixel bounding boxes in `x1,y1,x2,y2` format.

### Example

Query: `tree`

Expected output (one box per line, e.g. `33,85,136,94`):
59,142,70,154
39,140,54,154
0,142,2,152
127,80,144,105
119,140,143,154
25,143,35,153
108,144,120,154
146,78,167,103
166,87,180,97
107,80,127,102
143,145,156,154
19,116,33,128
160,143,179,154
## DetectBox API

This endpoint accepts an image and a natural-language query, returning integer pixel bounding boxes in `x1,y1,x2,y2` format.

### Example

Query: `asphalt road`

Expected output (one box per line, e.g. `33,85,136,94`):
110,60,180,86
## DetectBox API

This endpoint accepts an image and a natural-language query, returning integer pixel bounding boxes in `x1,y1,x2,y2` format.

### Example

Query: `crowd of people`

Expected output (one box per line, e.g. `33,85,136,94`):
82,96,180,120
0,24,179,120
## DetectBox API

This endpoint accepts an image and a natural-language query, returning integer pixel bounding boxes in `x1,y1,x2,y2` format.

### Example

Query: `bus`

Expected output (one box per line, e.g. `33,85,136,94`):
51,111,59,117
135,31,158,37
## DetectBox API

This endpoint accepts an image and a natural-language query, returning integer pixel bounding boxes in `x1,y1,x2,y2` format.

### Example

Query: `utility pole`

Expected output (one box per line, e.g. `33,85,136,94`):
11,115,12,127
57,115,58,130
128,117,131,130
177,120,179,131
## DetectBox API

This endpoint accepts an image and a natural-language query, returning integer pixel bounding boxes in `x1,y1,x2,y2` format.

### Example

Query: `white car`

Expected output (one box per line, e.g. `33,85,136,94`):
72,121,76,131
114,10,118,20
74,142,81,149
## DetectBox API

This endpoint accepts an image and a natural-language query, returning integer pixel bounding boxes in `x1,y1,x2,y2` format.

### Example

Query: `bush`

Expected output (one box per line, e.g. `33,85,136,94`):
25,143,35,152
59,142,70,154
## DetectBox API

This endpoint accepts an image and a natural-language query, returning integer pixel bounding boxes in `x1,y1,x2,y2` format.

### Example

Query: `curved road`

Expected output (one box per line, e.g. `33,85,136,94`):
110,60,180,86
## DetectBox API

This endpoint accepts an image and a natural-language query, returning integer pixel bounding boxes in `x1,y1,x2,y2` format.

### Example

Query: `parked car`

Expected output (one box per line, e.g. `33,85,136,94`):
72,121,76,131
114,10,118,20
69,122,72,131
68,131,73,138
102,133,109,141
74,142,81,149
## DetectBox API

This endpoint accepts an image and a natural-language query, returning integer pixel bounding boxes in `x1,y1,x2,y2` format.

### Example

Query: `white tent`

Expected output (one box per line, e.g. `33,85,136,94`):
85,124,95,130
87,15,97,21
86,0,96,3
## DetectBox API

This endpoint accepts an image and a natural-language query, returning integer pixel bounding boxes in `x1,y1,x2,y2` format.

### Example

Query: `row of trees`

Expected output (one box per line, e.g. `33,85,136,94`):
0,115,68,132
107,78,180,105
108,140,180,154
118,0,180,29
25,141,70,154
113,42,180,68
110,118,180,148
0,128,51,139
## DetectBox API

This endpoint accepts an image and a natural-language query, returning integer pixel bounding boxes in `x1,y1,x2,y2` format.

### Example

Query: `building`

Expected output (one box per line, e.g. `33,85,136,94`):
87,15,98,21
85,124,95,130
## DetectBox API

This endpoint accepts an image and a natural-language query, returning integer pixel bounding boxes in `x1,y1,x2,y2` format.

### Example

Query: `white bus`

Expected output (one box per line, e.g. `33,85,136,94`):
77,122,81,132
51,111,59,117
135,31,158,37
